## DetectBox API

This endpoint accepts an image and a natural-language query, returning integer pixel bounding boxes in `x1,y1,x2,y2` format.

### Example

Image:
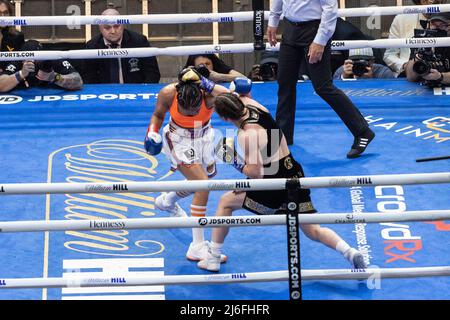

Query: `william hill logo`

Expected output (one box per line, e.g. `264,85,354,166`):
14,19,27,26
111,277,126,284
427,6,440,13
231,273,247,279
116,19,130,24
113,184,129,191
235,181,250,188
357,177,372,185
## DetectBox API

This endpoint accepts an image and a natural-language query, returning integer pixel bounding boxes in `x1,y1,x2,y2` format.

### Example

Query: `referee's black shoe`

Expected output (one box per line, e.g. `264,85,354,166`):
347,128,375,159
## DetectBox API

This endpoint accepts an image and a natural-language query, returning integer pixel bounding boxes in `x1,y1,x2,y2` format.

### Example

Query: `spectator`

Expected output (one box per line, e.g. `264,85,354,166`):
383,0,444,77
83,8,160,84
405,12,450,86
184,54,244,82
333,48,396,80
0,0,24,71
0,40,83,92
331,18,385,74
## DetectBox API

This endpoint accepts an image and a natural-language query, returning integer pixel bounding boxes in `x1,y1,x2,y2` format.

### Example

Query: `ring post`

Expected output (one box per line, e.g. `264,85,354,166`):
252,0,266,51
285,178,302,300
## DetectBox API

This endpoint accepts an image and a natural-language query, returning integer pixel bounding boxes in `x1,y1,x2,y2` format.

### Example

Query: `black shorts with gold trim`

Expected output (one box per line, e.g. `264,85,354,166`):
242,154,316,215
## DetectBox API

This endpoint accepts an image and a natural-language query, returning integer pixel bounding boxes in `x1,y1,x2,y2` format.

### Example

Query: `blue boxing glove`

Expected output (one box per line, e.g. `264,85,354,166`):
215,137,245,173
229,77,252,95
144,131,163,155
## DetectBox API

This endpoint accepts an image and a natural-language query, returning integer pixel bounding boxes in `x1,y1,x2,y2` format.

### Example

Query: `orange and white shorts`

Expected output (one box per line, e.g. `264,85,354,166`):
162,120,216,176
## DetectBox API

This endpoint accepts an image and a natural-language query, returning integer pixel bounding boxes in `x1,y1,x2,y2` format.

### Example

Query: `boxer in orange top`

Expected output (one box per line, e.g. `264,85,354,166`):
144,68,228,262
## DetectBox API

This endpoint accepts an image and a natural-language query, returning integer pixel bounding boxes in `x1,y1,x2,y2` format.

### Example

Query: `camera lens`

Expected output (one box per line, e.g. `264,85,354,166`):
412,60,430,76
352,60,369,77
195,64,210,78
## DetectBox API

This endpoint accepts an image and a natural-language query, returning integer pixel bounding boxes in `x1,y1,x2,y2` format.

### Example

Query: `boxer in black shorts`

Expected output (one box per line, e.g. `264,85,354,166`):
197,91,367,272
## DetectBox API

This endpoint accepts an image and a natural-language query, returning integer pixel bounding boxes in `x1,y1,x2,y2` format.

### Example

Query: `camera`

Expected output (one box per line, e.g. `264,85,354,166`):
412,28,449,80
195,63,210,79
259,63,277,81
351,60,370,77
35,60,53,73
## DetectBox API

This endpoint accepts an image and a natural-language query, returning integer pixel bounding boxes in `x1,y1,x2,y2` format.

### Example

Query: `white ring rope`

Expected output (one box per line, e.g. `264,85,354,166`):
0,210,448,233
0,172,448,195
1,266,450,289
0,36,448,61
0,4,449,27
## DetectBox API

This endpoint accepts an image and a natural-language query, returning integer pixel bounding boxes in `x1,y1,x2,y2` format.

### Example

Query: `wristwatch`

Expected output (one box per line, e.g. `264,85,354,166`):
53,73,61,82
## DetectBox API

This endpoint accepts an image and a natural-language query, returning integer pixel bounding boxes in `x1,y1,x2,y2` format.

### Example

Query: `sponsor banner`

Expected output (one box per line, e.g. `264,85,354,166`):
0,93,157,105
198,217,262,226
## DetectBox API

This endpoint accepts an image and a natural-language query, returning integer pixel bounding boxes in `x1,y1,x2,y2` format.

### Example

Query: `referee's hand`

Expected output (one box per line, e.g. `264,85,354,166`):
267,26,278,47
308,42,325,64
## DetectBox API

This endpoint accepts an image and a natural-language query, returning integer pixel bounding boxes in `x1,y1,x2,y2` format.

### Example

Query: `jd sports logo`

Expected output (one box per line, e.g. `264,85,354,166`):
198,218,208,226
0,186,4,193
0,95,23,104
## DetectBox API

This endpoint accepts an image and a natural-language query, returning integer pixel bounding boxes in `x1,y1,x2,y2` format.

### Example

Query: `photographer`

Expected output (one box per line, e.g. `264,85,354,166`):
405,12,450,86
184,54,244,83
248,53,279,81
333,48,395,80
0,40,83,92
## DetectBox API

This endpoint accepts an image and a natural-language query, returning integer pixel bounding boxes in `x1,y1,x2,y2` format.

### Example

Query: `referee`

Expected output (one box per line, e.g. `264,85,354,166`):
267,0,375,158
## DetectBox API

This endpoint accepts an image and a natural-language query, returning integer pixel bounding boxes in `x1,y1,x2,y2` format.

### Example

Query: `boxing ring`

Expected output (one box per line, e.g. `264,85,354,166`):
0,2,449,301
0,79,448,300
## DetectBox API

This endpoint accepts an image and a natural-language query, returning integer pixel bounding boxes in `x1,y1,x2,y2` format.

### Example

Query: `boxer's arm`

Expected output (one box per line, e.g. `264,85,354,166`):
238,128,264,179
149,84,174,130
205,83,229,107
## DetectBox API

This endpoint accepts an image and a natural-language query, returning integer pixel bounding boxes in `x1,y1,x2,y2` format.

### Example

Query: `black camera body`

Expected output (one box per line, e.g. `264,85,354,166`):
412,28,449,81
259,63,277,80
35,60,53,73
195,64,210,79
351,60,370,77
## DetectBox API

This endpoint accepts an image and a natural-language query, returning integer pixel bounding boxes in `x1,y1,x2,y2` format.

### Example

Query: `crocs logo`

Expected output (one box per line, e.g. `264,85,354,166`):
0,95,23,105
198,218,208,226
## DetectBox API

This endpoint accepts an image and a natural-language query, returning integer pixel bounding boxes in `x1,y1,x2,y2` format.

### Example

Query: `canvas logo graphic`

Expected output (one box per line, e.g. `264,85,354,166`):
366,115,449,144
43,139,176,300
46,139,171,257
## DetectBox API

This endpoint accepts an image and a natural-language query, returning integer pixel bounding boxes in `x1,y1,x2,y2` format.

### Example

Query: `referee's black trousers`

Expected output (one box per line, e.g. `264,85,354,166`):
275,19,369,143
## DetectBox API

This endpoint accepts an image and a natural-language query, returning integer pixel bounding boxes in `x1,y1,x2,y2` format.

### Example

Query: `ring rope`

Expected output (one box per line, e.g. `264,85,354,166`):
0,172,448,195
0,210,449,233
1,4,449,27
1,266,450,289
1,36,449,61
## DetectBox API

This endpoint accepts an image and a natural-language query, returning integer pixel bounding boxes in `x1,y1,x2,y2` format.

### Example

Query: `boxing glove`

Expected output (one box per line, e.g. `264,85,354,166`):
144,131,163,156
178,67,215,93
215,137,245,173
229,77,252,95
